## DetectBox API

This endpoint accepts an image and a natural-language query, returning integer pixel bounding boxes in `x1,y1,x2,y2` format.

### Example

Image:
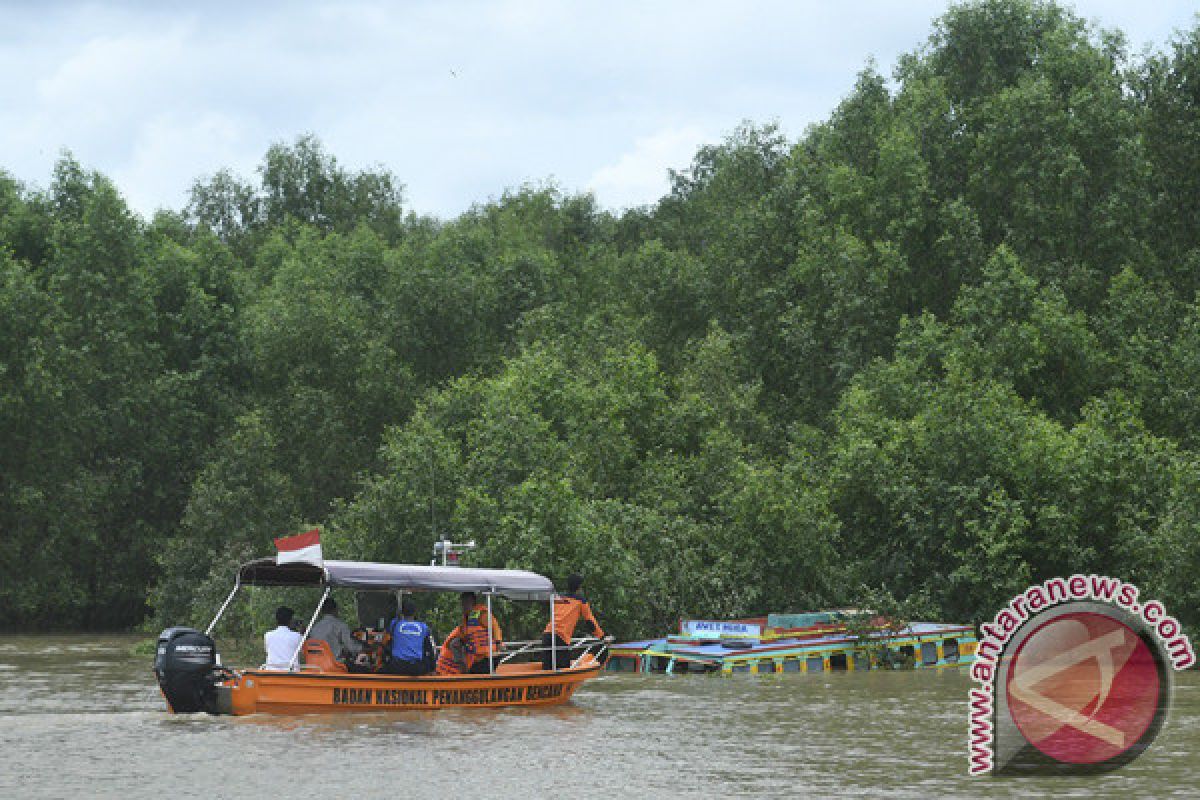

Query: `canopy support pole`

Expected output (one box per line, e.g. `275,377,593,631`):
205,580,241,637
289,586,330,672
550,593,557,671
486,592,494,674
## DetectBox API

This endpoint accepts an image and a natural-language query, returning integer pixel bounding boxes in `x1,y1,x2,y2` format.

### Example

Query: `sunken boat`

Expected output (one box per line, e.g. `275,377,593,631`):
607,611,976,675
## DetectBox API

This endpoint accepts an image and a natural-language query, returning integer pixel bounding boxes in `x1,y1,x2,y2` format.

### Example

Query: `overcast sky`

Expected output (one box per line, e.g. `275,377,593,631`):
1,1,1196,220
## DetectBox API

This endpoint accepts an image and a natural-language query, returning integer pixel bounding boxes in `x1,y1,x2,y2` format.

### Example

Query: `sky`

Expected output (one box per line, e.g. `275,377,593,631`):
1,1,1196,220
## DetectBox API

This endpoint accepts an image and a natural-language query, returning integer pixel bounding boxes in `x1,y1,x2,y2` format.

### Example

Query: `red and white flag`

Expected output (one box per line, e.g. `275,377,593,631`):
274,528,323,566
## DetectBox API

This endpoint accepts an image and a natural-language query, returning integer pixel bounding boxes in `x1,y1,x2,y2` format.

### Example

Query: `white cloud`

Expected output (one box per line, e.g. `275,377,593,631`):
110,111,249,214
588,126,712,210
36,29,184,106
0,1,1196,219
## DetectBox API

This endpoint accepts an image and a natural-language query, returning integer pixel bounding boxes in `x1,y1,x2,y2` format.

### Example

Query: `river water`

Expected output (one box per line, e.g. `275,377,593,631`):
0,635,1196,798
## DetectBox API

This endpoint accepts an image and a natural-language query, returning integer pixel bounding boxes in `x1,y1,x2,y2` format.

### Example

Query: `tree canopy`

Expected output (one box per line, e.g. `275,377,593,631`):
2,1,1198,637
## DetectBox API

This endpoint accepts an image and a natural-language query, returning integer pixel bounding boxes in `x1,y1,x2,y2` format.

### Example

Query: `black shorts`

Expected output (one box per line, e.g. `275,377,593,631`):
382,658,430,676
541,633,571,670
467,656,499,674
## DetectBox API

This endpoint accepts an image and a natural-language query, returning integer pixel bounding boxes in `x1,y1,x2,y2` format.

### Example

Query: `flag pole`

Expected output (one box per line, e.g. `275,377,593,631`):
289,586,330,672
205,579,241,636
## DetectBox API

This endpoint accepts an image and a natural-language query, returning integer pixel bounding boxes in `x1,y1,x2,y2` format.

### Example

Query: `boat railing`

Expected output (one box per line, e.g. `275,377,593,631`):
497,639,540,665
571,636,612,666
495,635,613,670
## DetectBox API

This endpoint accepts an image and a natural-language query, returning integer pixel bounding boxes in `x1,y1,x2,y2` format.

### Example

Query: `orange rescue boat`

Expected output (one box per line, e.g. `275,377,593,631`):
154,558,609,715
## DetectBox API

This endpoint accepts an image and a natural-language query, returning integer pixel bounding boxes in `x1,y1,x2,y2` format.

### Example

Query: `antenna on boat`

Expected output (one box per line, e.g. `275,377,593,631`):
426,438,476,566
429,440,437,544
431,538,475,567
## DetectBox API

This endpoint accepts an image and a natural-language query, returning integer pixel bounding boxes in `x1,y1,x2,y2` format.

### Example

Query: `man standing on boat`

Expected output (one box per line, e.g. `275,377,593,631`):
542,574,604,670
445,592,503,674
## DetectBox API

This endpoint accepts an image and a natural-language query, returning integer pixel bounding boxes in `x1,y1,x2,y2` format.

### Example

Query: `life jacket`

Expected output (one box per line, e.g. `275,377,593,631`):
544,593,604,644
436,633,465,675
387,618,430,663
461,604,502,660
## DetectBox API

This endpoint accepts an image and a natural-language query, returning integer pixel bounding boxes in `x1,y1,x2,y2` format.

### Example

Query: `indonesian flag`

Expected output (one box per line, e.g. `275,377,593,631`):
274,528,323,566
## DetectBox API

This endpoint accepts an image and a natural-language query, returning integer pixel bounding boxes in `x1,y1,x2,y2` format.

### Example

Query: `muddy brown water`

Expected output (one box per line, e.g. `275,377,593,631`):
0,635,1196,798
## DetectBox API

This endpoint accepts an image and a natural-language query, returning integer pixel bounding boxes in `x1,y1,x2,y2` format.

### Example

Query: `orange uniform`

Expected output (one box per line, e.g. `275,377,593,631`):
544,594,604,644
435,635,466,675
448,604,503,669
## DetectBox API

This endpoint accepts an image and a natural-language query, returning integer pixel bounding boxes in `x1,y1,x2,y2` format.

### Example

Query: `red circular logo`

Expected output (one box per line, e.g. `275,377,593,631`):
1005,611,1160,764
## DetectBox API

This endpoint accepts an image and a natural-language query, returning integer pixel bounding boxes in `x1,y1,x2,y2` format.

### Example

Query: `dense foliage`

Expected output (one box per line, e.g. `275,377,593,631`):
3,2,1199,638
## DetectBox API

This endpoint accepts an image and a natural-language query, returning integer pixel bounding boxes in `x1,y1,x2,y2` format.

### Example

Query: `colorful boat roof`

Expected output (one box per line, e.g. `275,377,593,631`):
615,622,975,659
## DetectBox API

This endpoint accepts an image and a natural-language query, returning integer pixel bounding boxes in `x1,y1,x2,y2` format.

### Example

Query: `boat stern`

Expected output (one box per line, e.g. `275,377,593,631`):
213,672,259,716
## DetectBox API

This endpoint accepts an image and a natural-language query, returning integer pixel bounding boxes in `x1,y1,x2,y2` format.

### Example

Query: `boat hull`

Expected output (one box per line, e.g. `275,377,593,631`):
211,657,604,715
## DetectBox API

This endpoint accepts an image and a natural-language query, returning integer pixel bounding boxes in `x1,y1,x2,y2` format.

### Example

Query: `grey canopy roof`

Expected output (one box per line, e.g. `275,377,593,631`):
236,558,554,600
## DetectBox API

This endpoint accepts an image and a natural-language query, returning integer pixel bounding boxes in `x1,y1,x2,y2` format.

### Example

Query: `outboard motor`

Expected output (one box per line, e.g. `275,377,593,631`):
154,627,219,713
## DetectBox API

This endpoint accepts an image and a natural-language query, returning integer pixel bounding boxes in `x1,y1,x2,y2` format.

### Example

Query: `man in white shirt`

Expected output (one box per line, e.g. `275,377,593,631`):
263,606,304,669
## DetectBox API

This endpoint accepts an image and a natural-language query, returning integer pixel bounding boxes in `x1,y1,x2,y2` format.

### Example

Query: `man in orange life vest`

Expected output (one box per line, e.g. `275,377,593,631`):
542,573,604,670
444,591,503,674
435,634,467,675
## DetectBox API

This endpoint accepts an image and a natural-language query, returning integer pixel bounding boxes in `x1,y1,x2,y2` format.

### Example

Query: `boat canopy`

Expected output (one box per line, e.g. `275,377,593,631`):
236,558,554,600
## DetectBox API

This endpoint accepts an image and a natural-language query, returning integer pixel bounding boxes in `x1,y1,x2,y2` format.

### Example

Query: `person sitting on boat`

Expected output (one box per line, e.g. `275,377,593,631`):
541,573,605,670
264,606,304,669
435,635,467,675
308,597,366,668
445,591,503,674
382,598,437,676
